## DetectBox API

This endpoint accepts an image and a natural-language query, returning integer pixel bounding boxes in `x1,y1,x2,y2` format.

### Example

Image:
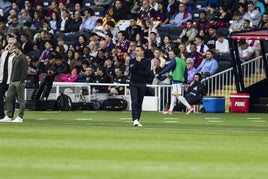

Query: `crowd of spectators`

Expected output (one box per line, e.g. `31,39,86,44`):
0,0,267,95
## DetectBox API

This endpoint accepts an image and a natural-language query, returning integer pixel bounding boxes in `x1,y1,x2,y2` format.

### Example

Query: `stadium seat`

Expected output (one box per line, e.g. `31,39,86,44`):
64,33,78,42
217,27,229,37
169,26,183,41
82,0,94,8
94,7,105,17
217,60,232,73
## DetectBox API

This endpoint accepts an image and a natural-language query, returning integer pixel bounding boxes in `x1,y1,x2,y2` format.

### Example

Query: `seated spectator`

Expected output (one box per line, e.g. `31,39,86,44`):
213,4,232,28
107,0,127,22
61,68,80,82
164,2,192,27
156,1,168,24
206,3,218,23
197,50,218,77
177,73,207,114
243,2,262,27
241,19,253,31
131,0,143,18
150,58,170,85
67,10,82,33
186,58,198,84
178,20,196,43
56,9,71,33
229,11,245,33
75,34,87,53
108,67,127,95
124,17,142,42
195,10,211,35
78,67,96,83
20,33,33,54
253,0,265,15
238,40,254,63
194,35,209,57
79,8,96,32
215,32,230,57
203,26,218,51
93,67,110,93
138,0,157,20
188,43,203,68
258,13,268,28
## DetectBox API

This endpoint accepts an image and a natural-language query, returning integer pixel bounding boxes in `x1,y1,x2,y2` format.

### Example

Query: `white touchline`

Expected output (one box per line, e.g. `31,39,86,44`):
75,118,92,121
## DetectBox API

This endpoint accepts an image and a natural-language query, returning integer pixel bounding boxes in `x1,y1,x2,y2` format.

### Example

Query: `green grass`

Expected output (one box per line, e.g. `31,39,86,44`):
0,110,268,179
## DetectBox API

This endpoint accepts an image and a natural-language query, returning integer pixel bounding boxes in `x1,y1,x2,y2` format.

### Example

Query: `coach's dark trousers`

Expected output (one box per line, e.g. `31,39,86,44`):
130,81,146,121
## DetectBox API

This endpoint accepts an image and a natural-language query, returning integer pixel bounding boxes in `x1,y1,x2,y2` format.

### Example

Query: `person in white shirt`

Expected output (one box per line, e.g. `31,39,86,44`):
238,40,254,63
229,11,245,33
215,33,229,54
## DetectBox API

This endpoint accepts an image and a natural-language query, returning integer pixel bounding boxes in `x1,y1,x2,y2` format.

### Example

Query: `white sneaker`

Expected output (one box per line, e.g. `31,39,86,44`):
0,116,12,122
12,117,23,123
133,119,142,127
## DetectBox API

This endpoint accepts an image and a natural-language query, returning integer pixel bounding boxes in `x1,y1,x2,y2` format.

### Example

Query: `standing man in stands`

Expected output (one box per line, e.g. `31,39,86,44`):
0,37,16,120
1,42,28,123
129,45,150,127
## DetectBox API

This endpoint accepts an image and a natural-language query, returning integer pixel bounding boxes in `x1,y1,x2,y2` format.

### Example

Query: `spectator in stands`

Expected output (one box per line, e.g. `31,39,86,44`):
49,11,60,33
0,32,7,50
194,35,209,57
161,35,174,58
243,2,262,27
156,49,187,115
88,41,99,58
105,33,116,53
165,0,179,24
178,20,196,43
204,0,220,7
106,21,119,44
20,33,33,54
215,32,230,57
128,41,137,58
56,9,71,33
64,49,74,67
0,0,11,15
18,9,32,27
178,43,187,58
67,10,82,33
252,0,265,14
79,8,96,33
93,67,110,93
214,4,232,28
151,48,166,69
24,0,35,17
108,67,126,95
78,67,95,83
166,2,192,27
124,17,142,42
46,1,59,19
186,58,198,84
156,1,168,24
195,10,211,35
131,0,143,18
146,18,160,44
197,50,218,77
116,31,129,52
57,36,68,52
229,11,245,33
6,8,17,26
7,15,22,35
38,40,54,74
258,13,268,28
40,19,54,35
203,26,218,51
61,68,80,82
148,31,159,49
35,3,47,17
241,19,253,31
149,58,170,85
135,33,148,49
178,72,206,115
138,0,157,20
75,34,87,53
104,57,115,81
23,22,33,42
206,3,218,23
238,40,254,63
73,2,82,15
108,0,127,22
0,16,7,36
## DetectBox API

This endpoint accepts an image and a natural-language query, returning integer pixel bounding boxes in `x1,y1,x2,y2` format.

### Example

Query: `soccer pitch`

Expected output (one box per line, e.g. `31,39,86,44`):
0,111,268,179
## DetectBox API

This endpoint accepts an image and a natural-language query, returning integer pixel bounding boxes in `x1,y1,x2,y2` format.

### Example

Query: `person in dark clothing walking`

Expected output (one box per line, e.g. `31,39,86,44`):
129,45,150,127
0,37,16,120
1,42,28,123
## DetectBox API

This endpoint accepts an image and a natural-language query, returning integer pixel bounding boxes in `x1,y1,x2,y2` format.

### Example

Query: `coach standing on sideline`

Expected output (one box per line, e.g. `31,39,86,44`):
1,42,28,123
0,37,16,120
129,45,150,127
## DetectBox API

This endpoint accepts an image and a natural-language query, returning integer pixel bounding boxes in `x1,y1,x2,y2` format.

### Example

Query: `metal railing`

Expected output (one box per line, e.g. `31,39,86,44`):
25,55,266,111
